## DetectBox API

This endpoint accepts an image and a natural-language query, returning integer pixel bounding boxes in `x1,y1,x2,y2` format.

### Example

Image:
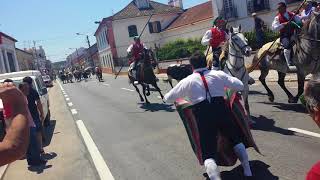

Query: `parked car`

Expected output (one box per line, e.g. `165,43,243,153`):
0,70,51,127
42,75,53,87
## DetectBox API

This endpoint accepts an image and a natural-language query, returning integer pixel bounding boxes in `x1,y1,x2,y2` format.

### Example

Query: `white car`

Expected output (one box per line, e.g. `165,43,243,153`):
42,75,53,87
0,70,51,126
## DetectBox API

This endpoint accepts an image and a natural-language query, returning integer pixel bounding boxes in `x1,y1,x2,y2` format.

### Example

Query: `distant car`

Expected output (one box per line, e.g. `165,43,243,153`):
0,70,51,127
42,75,53,87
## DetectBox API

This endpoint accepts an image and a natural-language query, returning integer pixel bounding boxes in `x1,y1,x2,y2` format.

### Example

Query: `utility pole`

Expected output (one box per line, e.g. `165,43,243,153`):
86,35,91,48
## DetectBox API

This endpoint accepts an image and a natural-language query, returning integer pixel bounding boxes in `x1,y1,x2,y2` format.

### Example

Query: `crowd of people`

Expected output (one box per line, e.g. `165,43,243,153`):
0,76,47,167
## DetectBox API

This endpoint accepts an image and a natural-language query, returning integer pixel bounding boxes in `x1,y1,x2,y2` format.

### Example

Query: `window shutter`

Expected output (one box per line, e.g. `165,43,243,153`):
156,21,161,33
247,0,254,14
264,0,270,9
148,22,154,33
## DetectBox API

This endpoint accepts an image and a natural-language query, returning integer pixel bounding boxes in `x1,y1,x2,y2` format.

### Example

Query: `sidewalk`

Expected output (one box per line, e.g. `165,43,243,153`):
1,84,98,180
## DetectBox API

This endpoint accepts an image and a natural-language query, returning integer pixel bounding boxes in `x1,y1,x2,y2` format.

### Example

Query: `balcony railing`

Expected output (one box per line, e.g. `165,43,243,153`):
247,0,270,14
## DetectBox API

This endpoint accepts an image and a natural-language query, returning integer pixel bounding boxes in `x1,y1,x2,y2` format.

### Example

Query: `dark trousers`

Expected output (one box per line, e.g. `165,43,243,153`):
212,48,222,69
256,30,265,48
192,97,242,161
26,127,41,165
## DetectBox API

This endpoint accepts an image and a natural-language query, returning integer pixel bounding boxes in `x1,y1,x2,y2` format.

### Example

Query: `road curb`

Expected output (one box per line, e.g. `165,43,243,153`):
0,165,9,180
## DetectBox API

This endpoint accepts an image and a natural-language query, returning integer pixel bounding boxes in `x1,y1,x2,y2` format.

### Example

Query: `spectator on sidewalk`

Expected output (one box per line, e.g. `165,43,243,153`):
19,82,46,166
305,74,320,180
0,82,29,166
22,77,45,155
252,13,265,49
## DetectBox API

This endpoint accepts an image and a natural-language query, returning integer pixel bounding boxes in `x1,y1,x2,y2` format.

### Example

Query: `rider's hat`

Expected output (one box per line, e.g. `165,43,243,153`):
213,16,226,26
133,36,140,41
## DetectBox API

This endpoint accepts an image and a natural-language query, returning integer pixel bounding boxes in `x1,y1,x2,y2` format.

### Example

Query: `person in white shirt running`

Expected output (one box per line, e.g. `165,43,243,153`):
164,51,254,180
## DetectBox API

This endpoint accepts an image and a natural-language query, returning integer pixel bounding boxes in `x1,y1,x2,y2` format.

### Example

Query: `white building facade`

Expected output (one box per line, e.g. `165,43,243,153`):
212,0,303,32
0,32,19,74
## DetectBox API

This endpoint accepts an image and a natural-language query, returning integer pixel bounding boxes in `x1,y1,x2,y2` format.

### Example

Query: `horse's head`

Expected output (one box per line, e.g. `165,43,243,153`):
229,25,252,57
140,49,157,68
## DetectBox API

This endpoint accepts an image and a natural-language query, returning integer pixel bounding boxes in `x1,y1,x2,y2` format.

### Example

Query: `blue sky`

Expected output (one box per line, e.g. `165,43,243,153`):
0,0,208,62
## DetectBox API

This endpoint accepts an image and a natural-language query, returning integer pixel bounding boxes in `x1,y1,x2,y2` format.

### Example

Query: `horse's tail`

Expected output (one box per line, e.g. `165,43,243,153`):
247,51,260,72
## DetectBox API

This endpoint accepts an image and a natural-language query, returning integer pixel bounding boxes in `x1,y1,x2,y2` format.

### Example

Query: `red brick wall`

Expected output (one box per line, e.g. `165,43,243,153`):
102,67,113,74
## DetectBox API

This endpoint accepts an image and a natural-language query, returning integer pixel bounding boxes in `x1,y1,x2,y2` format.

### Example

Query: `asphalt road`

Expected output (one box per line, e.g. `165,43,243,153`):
60,74,320,180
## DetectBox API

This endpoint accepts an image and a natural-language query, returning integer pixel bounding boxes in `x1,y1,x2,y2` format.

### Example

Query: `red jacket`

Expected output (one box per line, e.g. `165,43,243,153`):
209,27,226,49
131,43,144,62
278,12,295,34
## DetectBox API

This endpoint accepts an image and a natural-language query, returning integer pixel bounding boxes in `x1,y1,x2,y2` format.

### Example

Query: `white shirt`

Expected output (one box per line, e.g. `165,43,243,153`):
201,27,229,46
164,68,244,105
127,43,147,54
272,12,302,31
300,7,315,22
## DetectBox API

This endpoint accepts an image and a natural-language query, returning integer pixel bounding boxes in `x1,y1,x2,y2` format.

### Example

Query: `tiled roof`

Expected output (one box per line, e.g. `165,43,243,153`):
112,1,183,20
0,32,18,43
165,1,213,31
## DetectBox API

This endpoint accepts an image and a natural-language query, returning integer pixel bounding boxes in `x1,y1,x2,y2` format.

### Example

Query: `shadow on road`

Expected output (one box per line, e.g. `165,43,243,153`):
220,160,279,180
249,90,268,96
139,103,175,112
260,102,307,113
251,115,295,136
43,120,56,147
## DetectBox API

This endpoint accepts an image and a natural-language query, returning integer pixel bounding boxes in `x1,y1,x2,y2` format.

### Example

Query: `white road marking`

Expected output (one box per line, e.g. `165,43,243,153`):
68,102,73,107
66,98,70,101
76,120,115,180
71,109,78,115
103,84,110,86
121,88,135,92
57,81,64,91
288,128,320,138
157,96,162,99
64,94,68,97
0,165,9,179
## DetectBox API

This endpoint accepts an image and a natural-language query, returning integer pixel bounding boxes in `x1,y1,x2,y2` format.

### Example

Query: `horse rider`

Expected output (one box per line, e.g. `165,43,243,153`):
164,51,254,180
127,36,147,83
299,0,317,23
272,2,302,67
201,16,228,70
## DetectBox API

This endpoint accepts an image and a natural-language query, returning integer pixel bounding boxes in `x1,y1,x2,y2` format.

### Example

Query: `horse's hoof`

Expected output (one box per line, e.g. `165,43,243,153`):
146,92,151,96
146,101,150,104
140,98,144,102
268,96,274,103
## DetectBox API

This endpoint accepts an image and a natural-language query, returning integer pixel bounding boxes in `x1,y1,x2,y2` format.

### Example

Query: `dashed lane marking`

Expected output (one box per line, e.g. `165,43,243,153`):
121,88,135,92
71,109,78,115
76,120,115,180
288,128,320,138
66,98,70,101
103,84,110,86
68,102,73,107
64,94,68,97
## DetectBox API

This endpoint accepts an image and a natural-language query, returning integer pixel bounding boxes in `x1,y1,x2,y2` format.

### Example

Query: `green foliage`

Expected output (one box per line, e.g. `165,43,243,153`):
244,29,279,50
156,38,206,61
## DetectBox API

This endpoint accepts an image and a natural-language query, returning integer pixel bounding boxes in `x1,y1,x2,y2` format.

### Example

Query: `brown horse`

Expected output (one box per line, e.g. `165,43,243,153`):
250,12,320,103
128,49,164,104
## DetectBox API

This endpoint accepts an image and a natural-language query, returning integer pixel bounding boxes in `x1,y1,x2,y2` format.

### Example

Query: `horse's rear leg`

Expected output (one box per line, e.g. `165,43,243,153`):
152,82,164,101
293,73,305,103
168,79,174,88
278,72,294,103
133,83,144,102
259,69,275,102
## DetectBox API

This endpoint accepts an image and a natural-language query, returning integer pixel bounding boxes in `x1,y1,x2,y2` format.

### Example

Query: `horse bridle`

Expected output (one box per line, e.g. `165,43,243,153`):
226,32,250,81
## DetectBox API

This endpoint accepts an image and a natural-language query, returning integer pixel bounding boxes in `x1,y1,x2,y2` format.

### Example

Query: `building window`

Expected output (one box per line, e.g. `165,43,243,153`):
128,25,138,37
149,21,161,33
247,0,270,14
223,0,238,19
